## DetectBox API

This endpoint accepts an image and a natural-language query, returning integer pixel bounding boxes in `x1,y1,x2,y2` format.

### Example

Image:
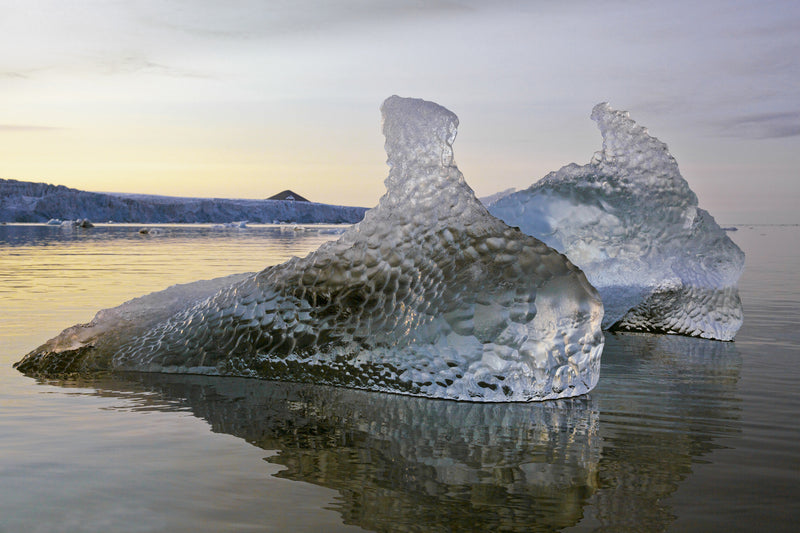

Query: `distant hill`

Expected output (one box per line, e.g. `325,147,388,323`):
0,179,368,224
267,190,309,202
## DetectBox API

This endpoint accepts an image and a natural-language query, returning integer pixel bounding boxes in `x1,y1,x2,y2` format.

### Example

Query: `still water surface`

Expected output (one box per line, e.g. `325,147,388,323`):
1,223,798,532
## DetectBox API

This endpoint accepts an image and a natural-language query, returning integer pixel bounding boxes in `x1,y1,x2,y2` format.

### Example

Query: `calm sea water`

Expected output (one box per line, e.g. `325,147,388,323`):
1,223,798,532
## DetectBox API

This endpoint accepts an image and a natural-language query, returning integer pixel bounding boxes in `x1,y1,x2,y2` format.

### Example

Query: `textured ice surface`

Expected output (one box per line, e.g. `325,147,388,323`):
489,103,744,340
16,96,604,401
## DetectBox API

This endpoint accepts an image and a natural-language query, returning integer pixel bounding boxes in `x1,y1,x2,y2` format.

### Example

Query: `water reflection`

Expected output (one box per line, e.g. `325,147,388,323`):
46,332,741,532
73,374,600,532
584,333,742,532
0,223,344,247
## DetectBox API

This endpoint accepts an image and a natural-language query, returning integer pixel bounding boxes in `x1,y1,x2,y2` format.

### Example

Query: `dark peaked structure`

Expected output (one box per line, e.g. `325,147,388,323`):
267,190,309,202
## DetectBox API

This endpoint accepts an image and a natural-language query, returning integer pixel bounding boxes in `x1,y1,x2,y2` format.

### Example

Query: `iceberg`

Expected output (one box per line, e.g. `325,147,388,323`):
488,103,744,340
15,96,604,402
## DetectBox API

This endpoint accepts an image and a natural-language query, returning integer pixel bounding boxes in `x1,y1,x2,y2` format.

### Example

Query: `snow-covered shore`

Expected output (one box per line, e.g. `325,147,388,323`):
0,179,368,224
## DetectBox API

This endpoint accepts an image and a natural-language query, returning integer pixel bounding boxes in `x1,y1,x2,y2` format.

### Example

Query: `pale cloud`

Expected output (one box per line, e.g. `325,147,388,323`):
718,112,800,139
93,54,215,79
0,124,61,132
1,71,30,79
136,0,485,39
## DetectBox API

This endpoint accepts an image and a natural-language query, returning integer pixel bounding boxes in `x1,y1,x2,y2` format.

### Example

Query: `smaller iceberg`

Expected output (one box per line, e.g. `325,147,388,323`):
489,103,744,340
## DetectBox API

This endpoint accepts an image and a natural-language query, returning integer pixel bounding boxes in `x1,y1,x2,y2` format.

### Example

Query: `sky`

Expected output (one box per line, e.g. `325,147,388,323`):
1,0,798,224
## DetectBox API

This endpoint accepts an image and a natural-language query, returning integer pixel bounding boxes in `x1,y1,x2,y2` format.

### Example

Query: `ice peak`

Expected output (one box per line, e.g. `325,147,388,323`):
381,95,459,169
376,96,476,219
590,102,682,186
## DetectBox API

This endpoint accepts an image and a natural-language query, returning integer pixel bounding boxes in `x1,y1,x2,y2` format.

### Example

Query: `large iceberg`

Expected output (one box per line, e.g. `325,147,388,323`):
16,96,604,402
489,103,744,340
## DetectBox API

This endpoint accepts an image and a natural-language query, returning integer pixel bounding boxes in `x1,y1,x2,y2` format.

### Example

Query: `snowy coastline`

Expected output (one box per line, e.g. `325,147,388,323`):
0,179,368,224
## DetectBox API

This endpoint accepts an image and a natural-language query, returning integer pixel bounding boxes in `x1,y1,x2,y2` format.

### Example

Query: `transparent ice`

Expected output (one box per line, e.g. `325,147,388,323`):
489,103,744,340
16,96,604,401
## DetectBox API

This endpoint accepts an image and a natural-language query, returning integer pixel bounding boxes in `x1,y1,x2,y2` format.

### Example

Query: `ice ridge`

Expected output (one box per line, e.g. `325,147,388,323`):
489,103,744,340
16,96,604,402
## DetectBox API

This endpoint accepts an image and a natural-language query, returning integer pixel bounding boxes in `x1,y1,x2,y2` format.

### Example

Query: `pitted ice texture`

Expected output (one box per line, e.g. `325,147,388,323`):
16,96,604,401
489,103,744,341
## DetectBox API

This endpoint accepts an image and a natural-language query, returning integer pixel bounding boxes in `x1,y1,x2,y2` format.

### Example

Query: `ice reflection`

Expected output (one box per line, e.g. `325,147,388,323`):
44,332,741,532
110,374,600,531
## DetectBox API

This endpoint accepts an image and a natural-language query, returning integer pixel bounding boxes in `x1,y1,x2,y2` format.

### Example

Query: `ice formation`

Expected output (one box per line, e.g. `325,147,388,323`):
16,96,604,401
489,103,744,340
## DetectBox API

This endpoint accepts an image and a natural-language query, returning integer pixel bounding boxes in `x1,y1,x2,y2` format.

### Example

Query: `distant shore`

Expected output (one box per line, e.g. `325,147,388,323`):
0,178,368,224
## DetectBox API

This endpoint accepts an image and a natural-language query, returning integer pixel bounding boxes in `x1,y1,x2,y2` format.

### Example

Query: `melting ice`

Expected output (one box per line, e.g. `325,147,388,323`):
489,103,744,341
16,96,604,402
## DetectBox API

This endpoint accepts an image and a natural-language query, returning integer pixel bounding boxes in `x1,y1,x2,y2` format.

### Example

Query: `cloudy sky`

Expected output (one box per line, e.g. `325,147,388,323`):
1,0,798,223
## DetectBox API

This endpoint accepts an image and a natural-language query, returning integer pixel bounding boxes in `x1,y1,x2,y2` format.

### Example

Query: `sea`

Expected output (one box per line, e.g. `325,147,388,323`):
0,223,798,532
